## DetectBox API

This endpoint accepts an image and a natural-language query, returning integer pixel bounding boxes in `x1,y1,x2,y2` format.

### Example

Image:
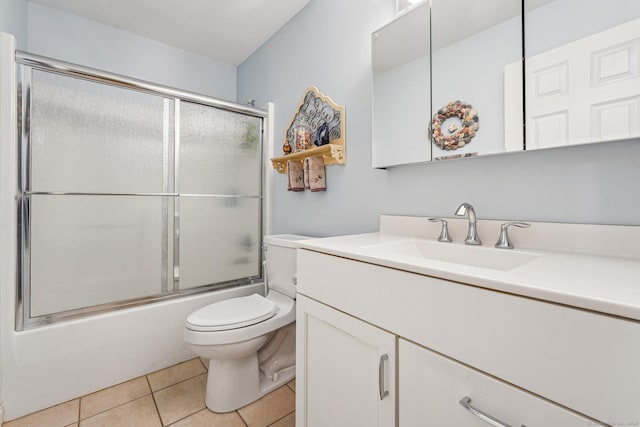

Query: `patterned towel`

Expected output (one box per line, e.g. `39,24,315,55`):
304,157,310,190
304,156,326,192
287,160,304,191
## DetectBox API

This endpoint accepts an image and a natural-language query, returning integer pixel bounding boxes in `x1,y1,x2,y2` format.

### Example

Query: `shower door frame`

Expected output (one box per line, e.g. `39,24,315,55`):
15,51,268,331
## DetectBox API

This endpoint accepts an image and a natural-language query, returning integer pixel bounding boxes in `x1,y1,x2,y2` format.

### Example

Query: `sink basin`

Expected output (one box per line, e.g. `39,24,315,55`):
363,239,538,271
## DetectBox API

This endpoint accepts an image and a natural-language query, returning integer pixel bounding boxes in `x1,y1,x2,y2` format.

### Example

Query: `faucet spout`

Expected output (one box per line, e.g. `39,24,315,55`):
454,203,482,245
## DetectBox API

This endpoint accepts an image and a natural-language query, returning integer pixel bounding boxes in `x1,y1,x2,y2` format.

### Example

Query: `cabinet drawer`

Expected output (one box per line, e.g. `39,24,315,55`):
297,249,640,423
399,339,601,426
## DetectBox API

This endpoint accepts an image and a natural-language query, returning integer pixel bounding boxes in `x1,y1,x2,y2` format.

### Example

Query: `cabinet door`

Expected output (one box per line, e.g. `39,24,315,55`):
399,339,603,427
296,295,396,427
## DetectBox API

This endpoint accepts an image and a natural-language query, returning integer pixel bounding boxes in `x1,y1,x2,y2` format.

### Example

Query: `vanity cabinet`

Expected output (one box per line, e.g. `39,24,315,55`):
295,294,396,427
296,248,640,426
399,339,596,426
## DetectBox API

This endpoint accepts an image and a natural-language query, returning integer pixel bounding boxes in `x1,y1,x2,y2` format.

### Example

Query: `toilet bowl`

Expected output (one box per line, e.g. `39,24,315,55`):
183,234,309,413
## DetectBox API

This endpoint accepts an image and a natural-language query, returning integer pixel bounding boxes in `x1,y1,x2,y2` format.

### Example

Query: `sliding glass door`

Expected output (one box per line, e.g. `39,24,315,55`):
18,61,264,329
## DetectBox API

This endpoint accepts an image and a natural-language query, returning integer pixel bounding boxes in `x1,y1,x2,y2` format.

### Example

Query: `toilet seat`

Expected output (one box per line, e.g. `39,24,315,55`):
186,294,277,332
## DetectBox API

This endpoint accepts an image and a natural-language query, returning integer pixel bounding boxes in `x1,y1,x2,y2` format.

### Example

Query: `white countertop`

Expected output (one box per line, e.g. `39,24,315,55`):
299,232,640,321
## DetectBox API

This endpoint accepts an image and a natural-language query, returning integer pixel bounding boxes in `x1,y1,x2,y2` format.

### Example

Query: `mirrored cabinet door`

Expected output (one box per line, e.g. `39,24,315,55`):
371,0,640,168
372,2,431,168
431,0,523,160
524,0,640,150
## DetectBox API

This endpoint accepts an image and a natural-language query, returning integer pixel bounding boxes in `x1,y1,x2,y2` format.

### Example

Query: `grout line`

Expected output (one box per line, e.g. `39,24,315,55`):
76,396,81,424
237,408,250,426
79,395,155,425
196,357,208,371
147,377,165,426
266,409,295,426
165,409,201,426
152,371,208,396
77,378,152,422
238,410,249,427
148,360,208,393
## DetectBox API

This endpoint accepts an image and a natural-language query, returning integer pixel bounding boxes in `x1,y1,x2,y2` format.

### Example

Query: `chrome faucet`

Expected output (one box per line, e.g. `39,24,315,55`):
455,203,482,245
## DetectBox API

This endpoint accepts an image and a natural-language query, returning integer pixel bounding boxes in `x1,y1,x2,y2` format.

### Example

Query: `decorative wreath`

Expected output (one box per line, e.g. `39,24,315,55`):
431,100,479,150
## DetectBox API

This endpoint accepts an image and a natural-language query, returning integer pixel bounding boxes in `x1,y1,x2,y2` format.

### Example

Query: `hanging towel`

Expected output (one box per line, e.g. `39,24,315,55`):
306,156,326,192
287,160,304,191
304,157,311,190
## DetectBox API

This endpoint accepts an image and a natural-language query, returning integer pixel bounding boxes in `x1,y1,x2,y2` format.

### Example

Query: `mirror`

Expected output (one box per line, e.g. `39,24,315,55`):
372,0,640,167
371,1,431,168
522,0,640,150
430,0,523,160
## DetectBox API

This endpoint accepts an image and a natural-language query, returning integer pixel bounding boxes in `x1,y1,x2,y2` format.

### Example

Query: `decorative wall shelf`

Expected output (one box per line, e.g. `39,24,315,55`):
271,143,345,173
271,86,346,174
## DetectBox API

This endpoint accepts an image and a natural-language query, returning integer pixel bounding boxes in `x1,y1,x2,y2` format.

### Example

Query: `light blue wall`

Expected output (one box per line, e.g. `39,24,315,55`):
1,2,236,100
238,0,640,237
0,0,27,49
27,2,237,100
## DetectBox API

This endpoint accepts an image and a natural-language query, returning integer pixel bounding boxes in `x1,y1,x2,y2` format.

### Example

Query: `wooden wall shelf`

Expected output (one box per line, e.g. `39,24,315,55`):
271,144,345,174
271,86,346,174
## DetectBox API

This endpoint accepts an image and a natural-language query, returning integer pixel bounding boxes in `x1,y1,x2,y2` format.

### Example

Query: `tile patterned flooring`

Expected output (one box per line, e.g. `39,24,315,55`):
5,358,296,427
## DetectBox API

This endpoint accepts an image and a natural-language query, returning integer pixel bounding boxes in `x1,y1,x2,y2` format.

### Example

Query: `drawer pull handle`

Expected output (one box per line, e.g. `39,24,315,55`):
378,354,389,400
459,396,526,427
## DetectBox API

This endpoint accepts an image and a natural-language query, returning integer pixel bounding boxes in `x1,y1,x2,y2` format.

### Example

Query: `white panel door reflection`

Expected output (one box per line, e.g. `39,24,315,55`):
525,18,640,149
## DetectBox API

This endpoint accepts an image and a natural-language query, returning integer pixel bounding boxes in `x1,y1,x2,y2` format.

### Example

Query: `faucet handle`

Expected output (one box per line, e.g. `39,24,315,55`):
495,222,530,249
428,218,452,242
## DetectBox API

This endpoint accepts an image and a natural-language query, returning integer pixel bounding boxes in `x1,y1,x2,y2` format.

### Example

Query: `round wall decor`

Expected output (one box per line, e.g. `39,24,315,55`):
431,100,479,150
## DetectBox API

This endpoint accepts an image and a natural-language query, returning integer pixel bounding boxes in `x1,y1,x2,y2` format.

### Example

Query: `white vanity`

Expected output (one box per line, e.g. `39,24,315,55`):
295,215,640,426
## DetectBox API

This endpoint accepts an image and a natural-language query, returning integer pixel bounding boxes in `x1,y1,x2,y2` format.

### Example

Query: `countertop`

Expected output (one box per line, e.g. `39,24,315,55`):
299,232,640,322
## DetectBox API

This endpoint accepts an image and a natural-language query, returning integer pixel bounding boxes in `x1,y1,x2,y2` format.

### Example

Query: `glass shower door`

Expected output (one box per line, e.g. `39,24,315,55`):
27,70,173,317
178,102,263,290
19,60,265,329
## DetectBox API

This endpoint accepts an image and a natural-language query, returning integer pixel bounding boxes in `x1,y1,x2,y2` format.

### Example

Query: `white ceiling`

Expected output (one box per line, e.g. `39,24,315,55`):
28,0,311,66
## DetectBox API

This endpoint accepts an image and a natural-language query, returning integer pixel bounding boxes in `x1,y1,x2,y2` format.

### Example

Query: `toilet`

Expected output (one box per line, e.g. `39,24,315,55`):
183,234,310,413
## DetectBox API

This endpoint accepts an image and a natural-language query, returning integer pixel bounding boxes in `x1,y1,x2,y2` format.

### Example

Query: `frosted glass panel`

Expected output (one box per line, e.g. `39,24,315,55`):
179,197,260,289
29,195,167,316
30,70,171,193
21,63,264,326
180,102,262,195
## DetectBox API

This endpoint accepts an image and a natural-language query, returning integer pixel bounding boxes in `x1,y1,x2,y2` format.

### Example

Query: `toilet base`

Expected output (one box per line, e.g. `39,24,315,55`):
205,354,295,413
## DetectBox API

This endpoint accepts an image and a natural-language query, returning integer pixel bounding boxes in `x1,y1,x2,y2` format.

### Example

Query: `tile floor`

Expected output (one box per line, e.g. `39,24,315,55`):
5,358,295,427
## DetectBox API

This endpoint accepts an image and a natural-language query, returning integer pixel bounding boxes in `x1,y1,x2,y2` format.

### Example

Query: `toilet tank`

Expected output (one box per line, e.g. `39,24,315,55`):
264,234,311,299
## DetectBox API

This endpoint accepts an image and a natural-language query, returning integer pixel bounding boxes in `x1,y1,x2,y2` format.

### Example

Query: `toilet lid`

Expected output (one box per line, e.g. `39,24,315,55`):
185,294,277,332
